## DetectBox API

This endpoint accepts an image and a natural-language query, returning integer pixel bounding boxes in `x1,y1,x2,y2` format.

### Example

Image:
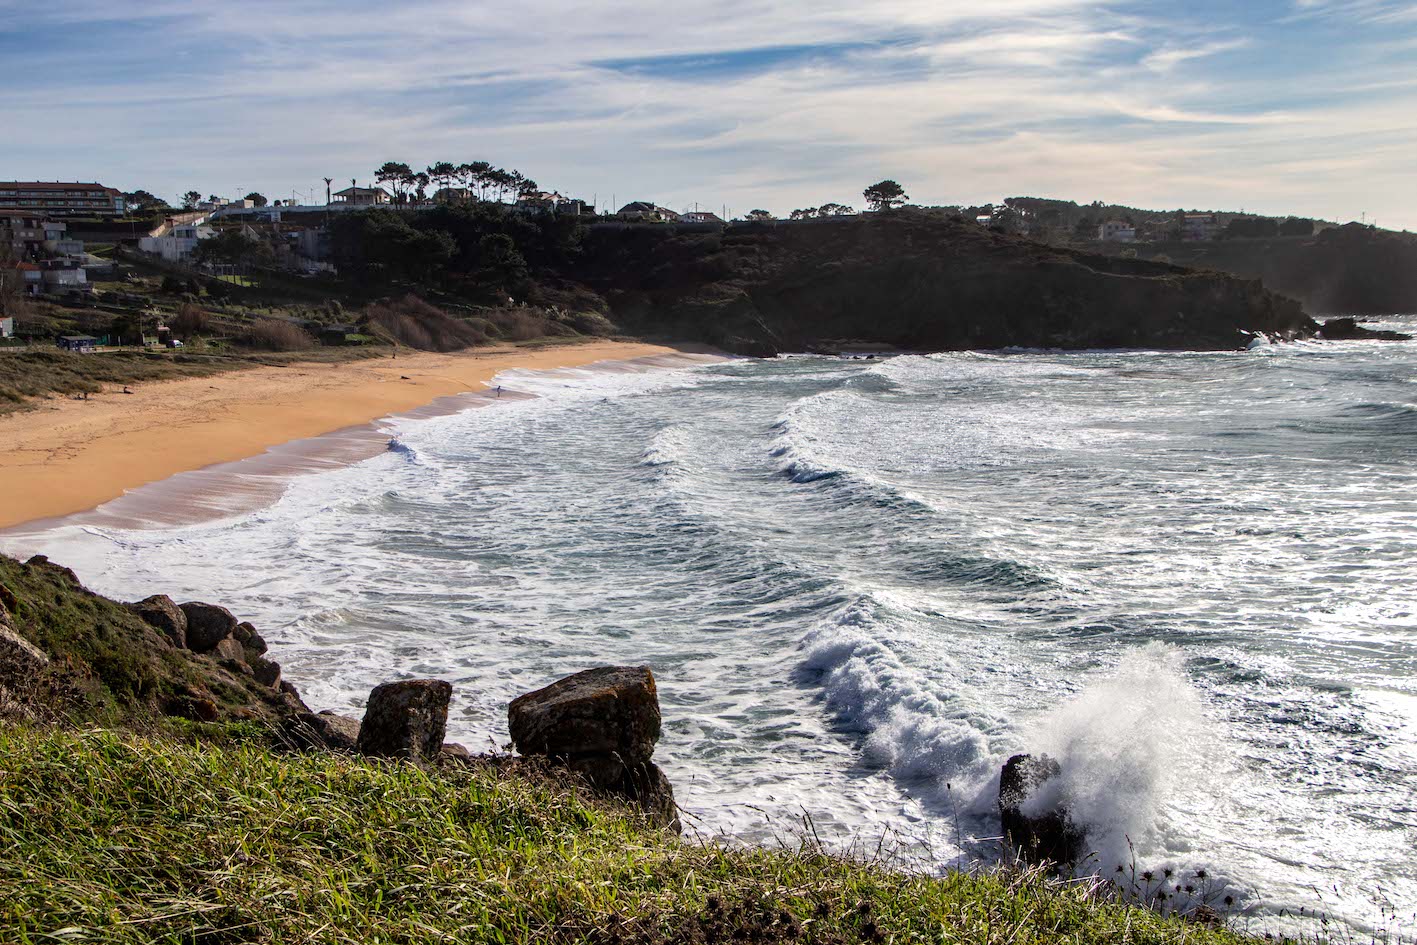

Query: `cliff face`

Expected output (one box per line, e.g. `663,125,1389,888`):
1091,223,1417,316
573,213,1315,355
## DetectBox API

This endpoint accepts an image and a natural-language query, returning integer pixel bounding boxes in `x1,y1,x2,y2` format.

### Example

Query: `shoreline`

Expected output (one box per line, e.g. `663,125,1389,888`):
0,341,726,533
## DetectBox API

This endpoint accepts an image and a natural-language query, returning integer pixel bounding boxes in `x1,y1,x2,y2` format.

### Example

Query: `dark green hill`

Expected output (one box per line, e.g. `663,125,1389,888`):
571,213,1313,355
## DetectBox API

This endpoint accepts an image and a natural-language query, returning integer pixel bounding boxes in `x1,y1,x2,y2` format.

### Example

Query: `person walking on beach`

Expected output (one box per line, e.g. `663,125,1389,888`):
495,385,503,398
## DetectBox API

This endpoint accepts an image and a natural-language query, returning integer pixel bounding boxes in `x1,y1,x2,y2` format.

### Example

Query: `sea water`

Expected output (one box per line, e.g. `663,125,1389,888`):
6,321,1415,936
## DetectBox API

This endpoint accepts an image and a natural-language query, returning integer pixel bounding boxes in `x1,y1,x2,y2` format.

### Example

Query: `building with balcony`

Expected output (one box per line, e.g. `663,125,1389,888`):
0,182,125,216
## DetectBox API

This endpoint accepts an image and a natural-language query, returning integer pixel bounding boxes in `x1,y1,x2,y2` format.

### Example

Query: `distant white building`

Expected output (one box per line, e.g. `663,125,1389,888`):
139,221,216,262
0,316,13,338
1098,220,1137,242
1183,214,1219,241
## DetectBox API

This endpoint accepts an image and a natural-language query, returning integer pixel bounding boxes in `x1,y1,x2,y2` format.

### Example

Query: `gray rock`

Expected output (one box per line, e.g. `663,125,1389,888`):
356,679,452,762
127,595,187,648
179,602,238,653
440,742,473,763
282,710,361,752
998,753,1086,866
508,665,661,765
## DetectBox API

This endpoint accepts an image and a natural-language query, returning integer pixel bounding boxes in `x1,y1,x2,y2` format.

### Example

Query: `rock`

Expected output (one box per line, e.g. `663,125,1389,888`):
127,595,187,648
508,665,661,765
214,637,247,664
356,679,452,762
179,602,238,653
0,623,49,686
24,555,80,586
167,689,220,722
509,666,678,830
998,753,1086,866
1318,316,1412,341
233,622,268,657
440,742,473,763
249,654,281,688
282,710,361,752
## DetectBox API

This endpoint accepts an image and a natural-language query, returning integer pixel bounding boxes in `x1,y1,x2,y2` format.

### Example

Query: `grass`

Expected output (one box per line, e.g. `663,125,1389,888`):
0,724,1254,945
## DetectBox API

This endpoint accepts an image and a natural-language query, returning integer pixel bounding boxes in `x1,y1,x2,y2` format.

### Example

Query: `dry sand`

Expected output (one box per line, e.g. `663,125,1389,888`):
0,341,709,530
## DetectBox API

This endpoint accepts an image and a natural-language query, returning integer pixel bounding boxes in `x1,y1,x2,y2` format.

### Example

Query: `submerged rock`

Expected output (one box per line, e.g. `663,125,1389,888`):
127,595,187,649
509,666,678,831
357,679,452,762
179,602,238,653
998,753,1087,866
1317,317,1412,341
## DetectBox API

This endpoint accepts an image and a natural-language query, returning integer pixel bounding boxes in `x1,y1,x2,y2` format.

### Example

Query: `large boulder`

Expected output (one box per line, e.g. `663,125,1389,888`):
233,622,268,657
509,666,678,831
508,665,661,765
127,595,187,648
249,654,281,688
179,602,238,653
356,679,452,762
998,753,1086,866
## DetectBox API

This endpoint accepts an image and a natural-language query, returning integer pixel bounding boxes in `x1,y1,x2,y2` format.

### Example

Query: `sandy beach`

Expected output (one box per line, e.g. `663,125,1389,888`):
0,341,711,531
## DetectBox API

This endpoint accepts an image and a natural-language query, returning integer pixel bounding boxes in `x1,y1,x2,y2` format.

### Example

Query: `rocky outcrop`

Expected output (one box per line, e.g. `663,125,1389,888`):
998,753,1086,866
356,679,452,762
127,595,187,648
179,602,238,653
509,666,679,831
1317,317,1412,341
0,619,49,686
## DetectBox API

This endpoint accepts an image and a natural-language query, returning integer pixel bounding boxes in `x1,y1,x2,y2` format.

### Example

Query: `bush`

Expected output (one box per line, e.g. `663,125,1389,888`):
361,294,490,351
170,303,209,337
238,318,317,351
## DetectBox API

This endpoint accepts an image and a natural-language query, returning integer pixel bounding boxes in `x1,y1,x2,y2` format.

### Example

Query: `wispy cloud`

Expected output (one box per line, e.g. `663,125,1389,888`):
3,0,1417,227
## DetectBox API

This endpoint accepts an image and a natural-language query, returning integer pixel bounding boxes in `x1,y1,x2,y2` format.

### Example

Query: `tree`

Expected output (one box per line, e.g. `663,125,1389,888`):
476,232,528,286
427,162,458,200
746,209,775,221
789,208,818,220
375,162,415,203
818,203,854,216
192,228,273,267
244,192,268,208
182,191,202,209
863,180,907,211
123,190,169,212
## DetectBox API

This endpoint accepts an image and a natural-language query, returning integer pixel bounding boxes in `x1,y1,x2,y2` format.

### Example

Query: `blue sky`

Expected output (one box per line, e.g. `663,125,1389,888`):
4,0,1416,227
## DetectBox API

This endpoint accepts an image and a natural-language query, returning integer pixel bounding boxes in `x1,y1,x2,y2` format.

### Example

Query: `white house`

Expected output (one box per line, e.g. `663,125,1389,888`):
0,316,13,338
139,222,216,262
1098,220,1137,242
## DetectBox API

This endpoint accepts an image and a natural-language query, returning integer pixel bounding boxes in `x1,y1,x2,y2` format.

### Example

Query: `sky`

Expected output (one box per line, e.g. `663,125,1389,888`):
4,0,1417,228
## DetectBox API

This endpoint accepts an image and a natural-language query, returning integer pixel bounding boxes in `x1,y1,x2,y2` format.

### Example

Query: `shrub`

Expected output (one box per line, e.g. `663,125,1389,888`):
238,318,317,351
170,303,209,337
361,294,490,351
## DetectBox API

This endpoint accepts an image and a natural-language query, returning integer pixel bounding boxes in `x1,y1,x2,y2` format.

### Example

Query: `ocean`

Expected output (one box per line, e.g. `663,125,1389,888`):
6,321,1415,936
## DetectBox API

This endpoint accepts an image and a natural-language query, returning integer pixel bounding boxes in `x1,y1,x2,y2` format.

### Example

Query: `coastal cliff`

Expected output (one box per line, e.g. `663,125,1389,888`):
1087,222,1417,316
572,212,1314,355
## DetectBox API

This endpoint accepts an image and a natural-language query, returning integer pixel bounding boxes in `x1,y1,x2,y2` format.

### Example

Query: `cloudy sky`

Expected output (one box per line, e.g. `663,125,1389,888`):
5,0,1416,227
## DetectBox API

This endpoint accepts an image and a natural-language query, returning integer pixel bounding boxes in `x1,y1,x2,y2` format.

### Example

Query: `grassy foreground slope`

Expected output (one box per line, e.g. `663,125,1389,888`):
0,725,1249,945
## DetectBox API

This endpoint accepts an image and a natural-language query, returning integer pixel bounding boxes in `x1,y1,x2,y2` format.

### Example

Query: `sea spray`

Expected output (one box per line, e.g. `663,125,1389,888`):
1022,643,1221,875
